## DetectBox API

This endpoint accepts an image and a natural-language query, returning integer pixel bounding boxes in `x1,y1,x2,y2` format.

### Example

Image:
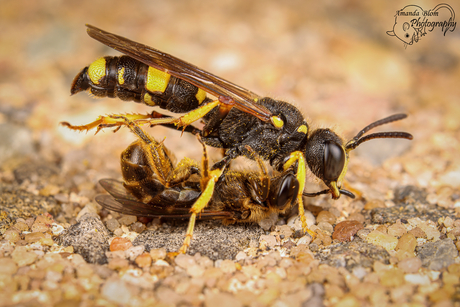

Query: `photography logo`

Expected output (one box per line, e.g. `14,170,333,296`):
387,3,456,48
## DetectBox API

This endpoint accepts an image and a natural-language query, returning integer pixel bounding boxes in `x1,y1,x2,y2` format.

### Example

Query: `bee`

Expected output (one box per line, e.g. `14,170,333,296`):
97,117,299,254
62,25,413,237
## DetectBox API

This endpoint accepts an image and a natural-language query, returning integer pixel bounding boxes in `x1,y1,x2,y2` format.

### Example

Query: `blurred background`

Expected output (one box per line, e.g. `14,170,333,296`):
0,0,459,200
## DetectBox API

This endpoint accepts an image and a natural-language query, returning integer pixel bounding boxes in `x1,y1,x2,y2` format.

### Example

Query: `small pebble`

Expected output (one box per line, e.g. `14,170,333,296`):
110,237,133,252
317,222,333,234
380,268,405,287
106,219,120,232
175,253,196,269
276,225,293,238
187,264,205,277
235,251,247,261
3,229,21,243
408,227,426,238
107,258,130,270
130,221,146,233
118,215,137,226
14,221,29,232
332,221,364,242
404,274,430,285
398,257,422,273
387,221,407,238
135,253,152,268
396,233,417,252
0,258,18,275
150,248,167,260
24,232,45,243
220,259,237,273
375,225,387,234
101,279,133,305
352,266,367,279
366,230,398,251
125,245,145,261
12,248,38,267
316,211,336,224
259,235,277,248
347,212,365,224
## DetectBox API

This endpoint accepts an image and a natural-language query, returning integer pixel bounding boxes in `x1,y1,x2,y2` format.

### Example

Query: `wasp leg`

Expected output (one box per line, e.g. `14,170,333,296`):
176,136,227,254
283,151,316,239
60,113,159,134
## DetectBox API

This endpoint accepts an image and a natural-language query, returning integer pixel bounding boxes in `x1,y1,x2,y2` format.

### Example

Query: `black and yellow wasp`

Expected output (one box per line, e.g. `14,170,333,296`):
96,117,299,254
62,25,413,239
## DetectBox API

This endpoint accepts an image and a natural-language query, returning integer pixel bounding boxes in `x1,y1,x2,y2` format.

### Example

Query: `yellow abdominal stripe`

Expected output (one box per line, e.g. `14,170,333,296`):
118,67,125,85
195,88,207,104
88,57,107,85
146,67,171,93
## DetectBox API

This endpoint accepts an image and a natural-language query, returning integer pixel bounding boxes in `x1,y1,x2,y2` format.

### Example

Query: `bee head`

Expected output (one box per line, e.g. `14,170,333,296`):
268,173,299,210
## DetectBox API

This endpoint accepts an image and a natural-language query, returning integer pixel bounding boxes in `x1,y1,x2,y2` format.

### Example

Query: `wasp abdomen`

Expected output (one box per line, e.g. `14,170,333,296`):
71,56,210,113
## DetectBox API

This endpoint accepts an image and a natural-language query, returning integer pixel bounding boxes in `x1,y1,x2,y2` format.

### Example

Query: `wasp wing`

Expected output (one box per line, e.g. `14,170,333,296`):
86,24,273,123
97,179,233,220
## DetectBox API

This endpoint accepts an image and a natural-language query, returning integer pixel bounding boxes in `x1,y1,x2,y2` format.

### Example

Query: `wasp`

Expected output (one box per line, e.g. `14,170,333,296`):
97,117,299,254
62,25,413,237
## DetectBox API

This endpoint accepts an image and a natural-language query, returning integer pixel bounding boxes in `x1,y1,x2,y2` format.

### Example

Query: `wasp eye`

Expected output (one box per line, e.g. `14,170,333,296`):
272,174,299,209
323,141,345,181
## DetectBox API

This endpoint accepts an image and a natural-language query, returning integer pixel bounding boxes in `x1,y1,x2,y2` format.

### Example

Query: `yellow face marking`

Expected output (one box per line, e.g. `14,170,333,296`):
88,57,106,85
195,88,207,104
337,149,349,186
146,67,171,93
329,181,340,199
297,124,308,134
271,116,284,129
118,67,125,85
144,93,156,106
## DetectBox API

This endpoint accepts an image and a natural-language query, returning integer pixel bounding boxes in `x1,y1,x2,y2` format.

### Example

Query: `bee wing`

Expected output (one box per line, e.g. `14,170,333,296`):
86,24,273,123
99,178,138,201
97,179,233,220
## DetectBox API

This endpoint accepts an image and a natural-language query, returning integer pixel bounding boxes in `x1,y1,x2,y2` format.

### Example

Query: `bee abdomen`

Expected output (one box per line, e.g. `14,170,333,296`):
71,56,210,113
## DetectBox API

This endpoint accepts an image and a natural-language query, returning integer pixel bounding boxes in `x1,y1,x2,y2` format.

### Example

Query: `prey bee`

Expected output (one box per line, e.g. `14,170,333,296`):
63,25,413,237
97,118,299,254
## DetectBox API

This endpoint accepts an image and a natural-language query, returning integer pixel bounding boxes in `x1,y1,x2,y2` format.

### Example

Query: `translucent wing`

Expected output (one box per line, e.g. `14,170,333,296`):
86,24,273,123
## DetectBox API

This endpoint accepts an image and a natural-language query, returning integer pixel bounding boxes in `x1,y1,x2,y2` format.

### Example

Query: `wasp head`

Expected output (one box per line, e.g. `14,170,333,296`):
303,114,413,200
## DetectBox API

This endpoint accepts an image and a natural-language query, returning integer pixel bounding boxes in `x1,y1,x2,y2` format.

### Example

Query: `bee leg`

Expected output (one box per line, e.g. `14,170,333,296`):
177,144,228,254
283,151,316,239
245,145,270,202
166,157,200,186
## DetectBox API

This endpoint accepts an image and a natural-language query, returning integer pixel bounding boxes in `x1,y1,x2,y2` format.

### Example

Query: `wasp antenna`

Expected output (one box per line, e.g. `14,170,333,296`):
346,131,413,151
339,189,356,199
303,188,356,199
352,114,408,141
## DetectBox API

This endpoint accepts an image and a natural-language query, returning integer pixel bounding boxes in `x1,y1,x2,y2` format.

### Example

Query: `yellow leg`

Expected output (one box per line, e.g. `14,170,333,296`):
60,113,159,133
283,151,316,239
175,100,220,128
61,99,222,135
177,168,223,254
